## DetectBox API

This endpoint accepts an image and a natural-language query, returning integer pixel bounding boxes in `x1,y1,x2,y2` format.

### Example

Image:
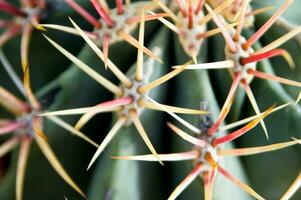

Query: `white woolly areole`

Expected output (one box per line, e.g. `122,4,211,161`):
176,11,206,58
16,110,43,137
119,80,145,125
118,47,160,125
94,2,147,46
195,136,221,174
225,32,256,83
15,7,42,26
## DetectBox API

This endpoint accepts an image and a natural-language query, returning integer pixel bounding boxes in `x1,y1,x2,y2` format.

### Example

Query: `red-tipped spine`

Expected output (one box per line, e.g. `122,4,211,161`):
0,1,27,17
126,13,169,24
243,0,293,50
0,122,26,135
212,106,273,146
213,125,251,146
0,20,10,28
116,0,124,15
37,0,46,8
96,96,133,108
240,49,288,65
175,0,187,17
91,0,115,27
247,69,301,87
188,0,193,29
20,0,34,7
0,25,22,46
66,0,101,28
195,0,205,15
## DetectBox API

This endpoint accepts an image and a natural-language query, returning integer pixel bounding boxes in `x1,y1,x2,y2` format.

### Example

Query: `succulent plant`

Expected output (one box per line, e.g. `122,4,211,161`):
1,0,301,200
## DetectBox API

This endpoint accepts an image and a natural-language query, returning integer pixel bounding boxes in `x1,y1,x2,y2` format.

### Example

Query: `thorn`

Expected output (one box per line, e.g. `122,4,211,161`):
213,105,275,146
218,164,265,200
0,122,25,135
0,1,27,17
205,3,237,53
29,15,45,31
247,6,275,18
167,122,206,147
192,55,197,64
23,64,41,110
75,97,132,130
233,0,249,41
243,0,293,50
0,49,26,96
112,150,199,161
139,64,187,93
21,24,33,72
219,140,300,157
200,0,235,25
46,115,99,148
40,24,98,40
98,0,110,11
241,49,295,69
147,11,181,34
130,110,163,166
136,10,145,81
220,102,291,131
87,117,126,170
44,34,123,96
91,0,115,27
208,73,241,136
116,0,124,15
66,0,101,28
188,0,193,29
248,69,301,88
296,92,301,104
280,171,301,200
140,99,209,115
35,135,86,197
21,0,35,7
174,0,187,17
173,60,234,70
256,26,301,55
39,105,118,116
16,138,31,200
69,18,131,87
32,118,49,142
117,30,163,63
0,136,19,158
126,13,169,24
0,20,10,28
103,34,110,70
195,0,205,15
125,0,131,6
197,22,239,40
34,24,47,31
145,96,200,134
203,170,214,200
168,163,203,200
0,86,28,115
152,1,179,23
0,25,21,46
243,82,269,139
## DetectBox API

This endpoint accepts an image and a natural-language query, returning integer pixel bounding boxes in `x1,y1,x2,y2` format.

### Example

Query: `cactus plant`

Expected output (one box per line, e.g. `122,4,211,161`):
1,0,301,200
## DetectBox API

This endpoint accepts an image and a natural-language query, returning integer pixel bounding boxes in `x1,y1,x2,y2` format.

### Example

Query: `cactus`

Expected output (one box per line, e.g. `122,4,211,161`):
1,0,301,200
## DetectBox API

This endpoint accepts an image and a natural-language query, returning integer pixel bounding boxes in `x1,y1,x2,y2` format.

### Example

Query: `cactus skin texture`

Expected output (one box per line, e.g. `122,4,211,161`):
1,0,301,200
